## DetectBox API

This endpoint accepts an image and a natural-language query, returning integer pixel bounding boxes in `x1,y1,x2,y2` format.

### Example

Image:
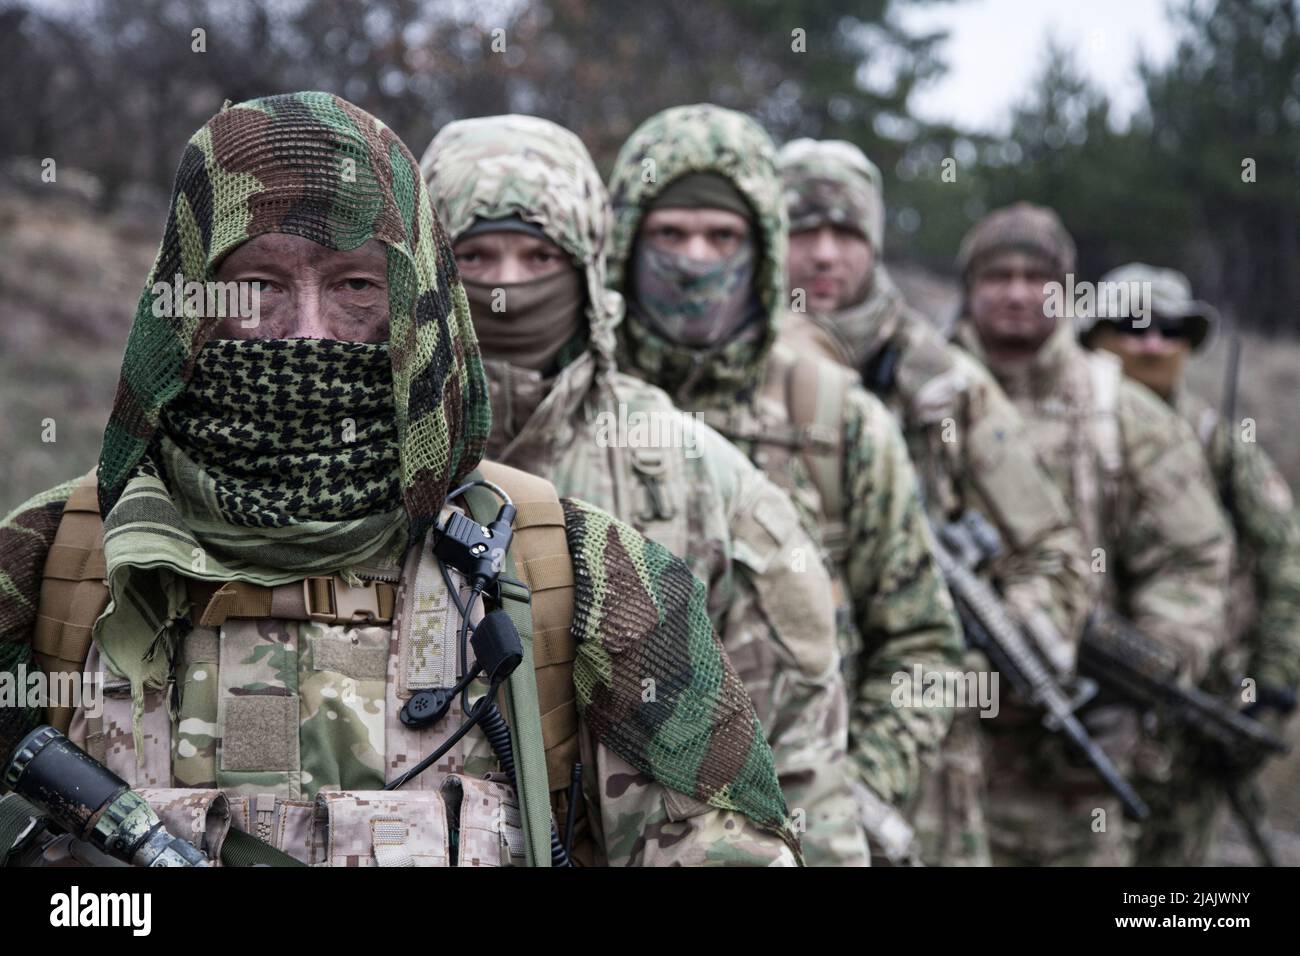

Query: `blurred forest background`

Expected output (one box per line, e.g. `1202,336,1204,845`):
3,0,1299,331
0,0,1298,865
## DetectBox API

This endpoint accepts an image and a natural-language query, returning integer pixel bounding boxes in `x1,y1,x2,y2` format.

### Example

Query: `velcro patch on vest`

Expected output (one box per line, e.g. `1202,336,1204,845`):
222,696,299,772
396,530,460,693
316,790,451,867
309,632,388,680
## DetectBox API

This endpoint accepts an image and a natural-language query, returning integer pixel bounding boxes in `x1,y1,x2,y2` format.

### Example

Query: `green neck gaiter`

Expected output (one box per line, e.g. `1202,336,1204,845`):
159,337,401,529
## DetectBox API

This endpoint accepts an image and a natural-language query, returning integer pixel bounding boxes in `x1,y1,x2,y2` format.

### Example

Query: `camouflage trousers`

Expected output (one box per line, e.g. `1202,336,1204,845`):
910,704,992,866
981,704,1139,867
1131,723,1225,867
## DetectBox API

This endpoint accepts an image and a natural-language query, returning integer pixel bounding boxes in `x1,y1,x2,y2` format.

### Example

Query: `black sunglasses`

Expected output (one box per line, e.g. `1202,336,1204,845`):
1102,316,1193,340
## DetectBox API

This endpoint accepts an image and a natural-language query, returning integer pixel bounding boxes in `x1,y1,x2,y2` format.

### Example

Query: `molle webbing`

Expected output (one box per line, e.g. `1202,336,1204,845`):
701,347,850,560
784,348,850,558
32,471,109,733
30,463,590,863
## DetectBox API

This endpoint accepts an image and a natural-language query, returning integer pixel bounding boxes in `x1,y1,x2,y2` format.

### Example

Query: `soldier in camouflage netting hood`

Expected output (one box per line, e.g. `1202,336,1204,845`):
606,104,965,862
420,114,866,865
0,92,800,867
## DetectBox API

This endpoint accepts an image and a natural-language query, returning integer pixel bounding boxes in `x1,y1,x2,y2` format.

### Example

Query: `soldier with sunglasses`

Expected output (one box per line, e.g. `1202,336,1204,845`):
1084,264,1300,865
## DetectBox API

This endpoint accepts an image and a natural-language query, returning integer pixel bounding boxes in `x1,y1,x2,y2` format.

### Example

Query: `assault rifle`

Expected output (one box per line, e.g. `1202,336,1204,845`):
930,512,1150,821
1078,606,1290,864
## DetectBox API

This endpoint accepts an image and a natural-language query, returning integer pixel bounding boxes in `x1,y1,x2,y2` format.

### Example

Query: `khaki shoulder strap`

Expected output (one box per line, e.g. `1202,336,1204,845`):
783,350,851,555
474,460,589,863
33,469,108,733
1087,353,1124,481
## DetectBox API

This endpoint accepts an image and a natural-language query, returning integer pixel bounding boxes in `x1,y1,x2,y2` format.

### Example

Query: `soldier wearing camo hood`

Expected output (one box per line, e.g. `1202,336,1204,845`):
419,114,867,866
950,203,1232,866
0,93,803,868
1085,263,1300,866
606,104,965,863
778,139,1091,866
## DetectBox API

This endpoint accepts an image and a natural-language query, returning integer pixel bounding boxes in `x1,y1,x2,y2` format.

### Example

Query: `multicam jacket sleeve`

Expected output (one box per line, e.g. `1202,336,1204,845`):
1201,404,1300,693
712,453,867,865
838,388,964,807
579,730,798,866
1115,383,1232,682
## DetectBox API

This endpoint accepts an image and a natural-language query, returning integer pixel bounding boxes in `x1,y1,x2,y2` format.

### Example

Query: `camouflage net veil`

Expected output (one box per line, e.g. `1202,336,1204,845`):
562,498,794,844
96,91,489,542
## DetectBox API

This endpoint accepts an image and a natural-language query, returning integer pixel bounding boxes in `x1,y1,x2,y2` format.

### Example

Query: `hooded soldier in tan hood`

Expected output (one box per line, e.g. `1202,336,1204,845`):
420,114,867,865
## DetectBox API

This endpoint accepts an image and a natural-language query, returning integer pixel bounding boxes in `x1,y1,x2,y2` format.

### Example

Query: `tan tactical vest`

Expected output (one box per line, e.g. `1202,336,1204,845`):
30,464,590,866
698,343,854,635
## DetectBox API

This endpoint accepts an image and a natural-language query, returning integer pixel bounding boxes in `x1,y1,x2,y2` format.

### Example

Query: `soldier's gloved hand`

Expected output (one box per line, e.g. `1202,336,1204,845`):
849,779,920,866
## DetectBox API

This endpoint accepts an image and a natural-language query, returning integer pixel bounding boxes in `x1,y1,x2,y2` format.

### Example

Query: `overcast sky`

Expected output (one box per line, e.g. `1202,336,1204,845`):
896,0,1183,133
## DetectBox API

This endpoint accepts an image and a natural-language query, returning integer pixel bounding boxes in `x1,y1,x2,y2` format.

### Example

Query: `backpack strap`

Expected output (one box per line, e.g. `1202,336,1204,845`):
32,470,108,733
467,460,588,864
1076,356,1128,556
1088,353,1124,481
783,349,852,561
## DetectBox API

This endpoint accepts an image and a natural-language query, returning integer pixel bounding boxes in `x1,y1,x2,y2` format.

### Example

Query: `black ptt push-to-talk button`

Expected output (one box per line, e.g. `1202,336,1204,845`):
400,688,454,729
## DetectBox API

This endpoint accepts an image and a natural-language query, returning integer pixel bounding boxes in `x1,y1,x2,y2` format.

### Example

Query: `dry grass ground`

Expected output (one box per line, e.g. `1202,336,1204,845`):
1,191,1297,864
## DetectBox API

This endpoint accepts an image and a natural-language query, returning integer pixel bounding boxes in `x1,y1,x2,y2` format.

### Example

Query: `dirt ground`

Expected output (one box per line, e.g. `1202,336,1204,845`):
1,190,1296,865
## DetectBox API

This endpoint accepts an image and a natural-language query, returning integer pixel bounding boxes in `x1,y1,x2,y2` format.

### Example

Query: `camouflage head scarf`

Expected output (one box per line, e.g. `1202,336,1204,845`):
98,91,489,544
957,201,1077,283
607,104,788,402
420,114,621,372
778,138,885,253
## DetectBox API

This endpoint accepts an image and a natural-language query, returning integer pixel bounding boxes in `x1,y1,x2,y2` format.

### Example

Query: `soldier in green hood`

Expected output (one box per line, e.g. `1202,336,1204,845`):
419,114,867,865
606,103,965,863
0,93,801,867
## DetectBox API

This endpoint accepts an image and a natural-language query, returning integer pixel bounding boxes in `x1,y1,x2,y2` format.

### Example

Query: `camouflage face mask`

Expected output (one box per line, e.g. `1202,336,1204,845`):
630,241,758,348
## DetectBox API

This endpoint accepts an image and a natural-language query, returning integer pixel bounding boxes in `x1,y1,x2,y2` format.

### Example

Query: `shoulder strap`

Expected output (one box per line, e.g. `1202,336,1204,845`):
467,460,589,864
862,339,902,399
785,353,851,555
1087,353,1124,481
33,470,108,733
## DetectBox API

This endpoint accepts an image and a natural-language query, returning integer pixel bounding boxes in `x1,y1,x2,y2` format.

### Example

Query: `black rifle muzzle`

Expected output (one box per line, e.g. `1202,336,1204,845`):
4,725,209,867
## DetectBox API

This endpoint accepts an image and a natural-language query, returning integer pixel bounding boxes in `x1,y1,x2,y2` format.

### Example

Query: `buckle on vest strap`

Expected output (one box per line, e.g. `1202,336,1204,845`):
303,577,392,625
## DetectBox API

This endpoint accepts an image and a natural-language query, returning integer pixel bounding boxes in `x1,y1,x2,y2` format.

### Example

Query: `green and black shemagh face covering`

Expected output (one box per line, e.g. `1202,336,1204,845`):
158,337,400,528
